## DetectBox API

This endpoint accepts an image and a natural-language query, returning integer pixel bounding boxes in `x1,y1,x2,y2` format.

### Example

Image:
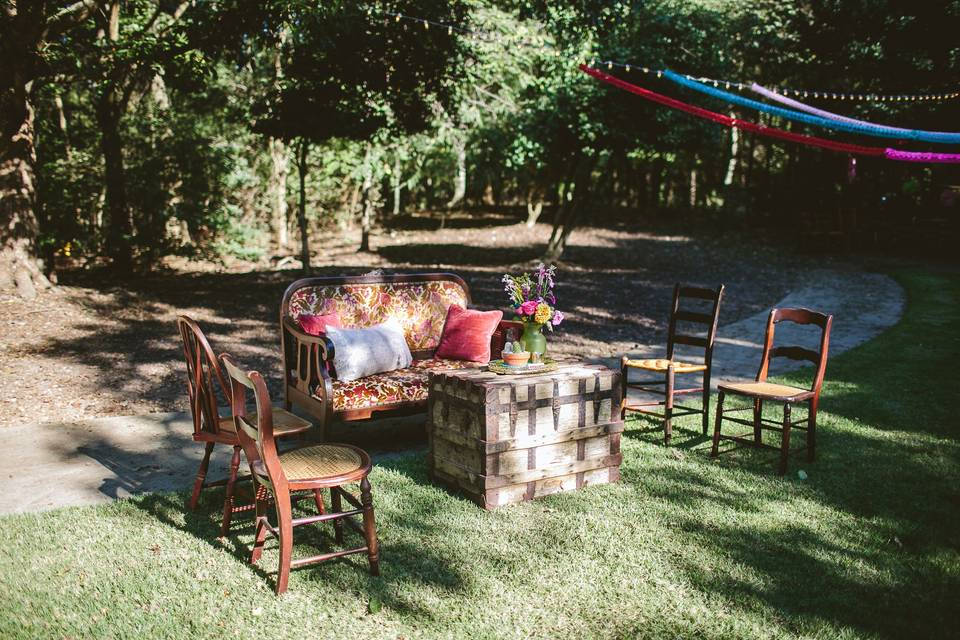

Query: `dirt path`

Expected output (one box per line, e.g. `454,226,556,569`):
1,214,850,427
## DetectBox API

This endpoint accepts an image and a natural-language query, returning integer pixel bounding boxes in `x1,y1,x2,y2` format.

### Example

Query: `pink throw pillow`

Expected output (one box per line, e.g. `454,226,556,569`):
296,313,342,336
435,305,503,363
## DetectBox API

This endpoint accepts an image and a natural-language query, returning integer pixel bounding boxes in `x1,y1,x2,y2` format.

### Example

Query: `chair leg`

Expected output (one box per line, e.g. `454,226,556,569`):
250,486,269,565
313,489,325,514
275,491,294,595
220,445,242,536
188,442,215,511
663,366,675,445
701,372,711,435
330,487,344,544
360,477,380,577
620,356,629,421
711,391,725,457
753,399,763,445
808,402,818,462
779,403,792,476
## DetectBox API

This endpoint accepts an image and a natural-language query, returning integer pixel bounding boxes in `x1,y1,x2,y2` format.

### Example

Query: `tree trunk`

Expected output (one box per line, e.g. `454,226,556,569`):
359,146,374,252
446,133,466,209
525,189,543,227
545,157,595,261
0,84,50,299
391,152,402,217
267,26,289,251
296,139,310,272
689,162,698,208
268,137,289,250
723,117,740,187
96,91,134,271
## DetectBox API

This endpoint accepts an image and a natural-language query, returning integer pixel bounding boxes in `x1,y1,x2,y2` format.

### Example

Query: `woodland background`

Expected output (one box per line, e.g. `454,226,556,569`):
2,0,959,299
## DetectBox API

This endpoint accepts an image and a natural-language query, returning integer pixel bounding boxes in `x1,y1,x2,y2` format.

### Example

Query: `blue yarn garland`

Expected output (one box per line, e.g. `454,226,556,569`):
663,70,960,145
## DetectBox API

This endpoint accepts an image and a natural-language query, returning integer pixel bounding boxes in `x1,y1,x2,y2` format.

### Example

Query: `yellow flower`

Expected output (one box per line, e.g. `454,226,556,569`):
534,303,552,325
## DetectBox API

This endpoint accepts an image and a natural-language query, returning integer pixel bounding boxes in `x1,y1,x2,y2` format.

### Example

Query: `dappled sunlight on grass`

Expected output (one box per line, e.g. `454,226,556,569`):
1,270,958,638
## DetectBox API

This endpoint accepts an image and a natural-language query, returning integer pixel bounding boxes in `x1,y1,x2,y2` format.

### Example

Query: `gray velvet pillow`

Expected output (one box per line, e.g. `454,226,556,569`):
326,319,413,382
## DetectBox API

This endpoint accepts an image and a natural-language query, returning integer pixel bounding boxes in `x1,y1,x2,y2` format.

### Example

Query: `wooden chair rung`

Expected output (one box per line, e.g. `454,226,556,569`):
289,546,368,569
292,508,363,528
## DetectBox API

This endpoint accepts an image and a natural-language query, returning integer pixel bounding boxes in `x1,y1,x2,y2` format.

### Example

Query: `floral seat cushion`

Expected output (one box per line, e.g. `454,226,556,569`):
323,358,480,412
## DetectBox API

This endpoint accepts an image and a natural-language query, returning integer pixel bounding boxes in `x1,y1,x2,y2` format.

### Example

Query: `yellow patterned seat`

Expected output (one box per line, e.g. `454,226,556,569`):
623,358,707,374
254,444,364,482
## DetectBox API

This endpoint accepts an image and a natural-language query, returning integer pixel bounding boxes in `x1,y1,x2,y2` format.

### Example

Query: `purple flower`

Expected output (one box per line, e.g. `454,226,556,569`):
551,310,564,326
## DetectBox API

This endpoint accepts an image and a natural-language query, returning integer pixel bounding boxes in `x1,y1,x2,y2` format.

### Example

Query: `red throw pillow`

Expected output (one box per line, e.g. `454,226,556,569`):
435,305,503,363
296,313,342,336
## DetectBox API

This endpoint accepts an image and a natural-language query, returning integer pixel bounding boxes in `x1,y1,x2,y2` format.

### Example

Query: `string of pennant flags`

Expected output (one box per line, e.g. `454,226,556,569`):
373,8,960,163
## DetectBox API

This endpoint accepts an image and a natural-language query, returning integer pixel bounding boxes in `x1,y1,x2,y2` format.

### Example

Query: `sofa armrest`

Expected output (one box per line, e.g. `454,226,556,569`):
490,319,524,359
281,316,335,392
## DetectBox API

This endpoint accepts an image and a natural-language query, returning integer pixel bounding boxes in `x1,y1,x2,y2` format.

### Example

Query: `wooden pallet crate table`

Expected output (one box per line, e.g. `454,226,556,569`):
427,363,623,509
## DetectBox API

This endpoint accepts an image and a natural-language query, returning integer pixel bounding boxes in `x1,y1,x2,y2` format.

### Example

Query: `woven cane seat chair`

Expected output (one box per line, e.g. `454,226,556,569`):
623,358,707,374
712,307,833,476
252,444,365,483
621,284,725,444
222,354,380,595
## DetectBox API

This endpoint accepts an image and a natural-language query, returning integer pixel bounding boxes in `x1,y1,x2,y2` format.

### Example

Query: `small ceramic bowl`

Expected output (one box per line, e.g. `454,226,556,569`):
503,351,531,367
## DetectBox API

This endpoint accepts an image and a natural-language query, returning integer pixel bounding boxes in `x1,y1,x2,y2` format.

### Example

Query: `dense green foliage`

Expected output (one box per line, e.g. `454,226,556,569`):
25,1,960,267
1,269,958,638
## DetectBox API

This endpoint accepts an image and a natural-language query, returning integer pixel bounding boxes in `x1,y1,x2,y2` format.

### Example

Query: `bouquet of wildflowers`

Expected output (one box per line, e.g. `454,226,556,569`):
501,264,564,330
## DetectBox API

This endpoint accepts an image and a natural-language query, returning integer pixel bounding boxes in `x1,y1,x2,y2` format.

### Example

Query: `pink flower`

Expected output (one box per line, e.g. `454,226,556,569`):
518,300,538,316
551,310,564,326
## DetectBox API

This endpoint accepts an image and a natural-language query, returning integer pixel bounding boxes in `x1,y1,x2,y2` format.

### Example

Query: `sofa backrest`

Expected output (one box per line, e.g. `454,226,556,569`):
281,273,471,353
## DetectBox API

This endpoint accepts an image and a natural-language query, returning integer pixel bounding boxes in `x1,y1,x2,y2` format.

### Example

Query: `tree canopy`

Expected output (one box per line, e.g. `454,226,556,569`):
2,0,957,293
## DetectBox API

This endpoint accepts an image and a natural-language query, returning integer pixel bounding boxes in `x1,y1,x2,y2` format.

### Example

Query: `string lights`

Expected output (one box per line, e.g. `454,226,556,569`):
581,65,960,164
664,70,960,144
380,9,960,104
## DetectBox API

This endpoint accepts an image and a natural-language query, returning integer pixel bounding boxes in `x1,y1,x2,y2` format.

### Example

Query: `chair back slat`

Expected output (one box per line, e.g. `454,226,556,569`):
773,307,831,328
756,307,833,393
672,334,710,348
674,310,713,325
770,346,820,364
677,285,718,300
665,284,725,365
221,355,284,485
177,316,230,438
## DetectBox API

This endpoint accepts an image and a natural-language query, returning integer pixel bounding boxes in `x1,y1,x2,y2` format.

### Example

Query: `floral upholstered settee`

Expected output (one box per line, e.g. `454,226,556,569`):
280,273,518,437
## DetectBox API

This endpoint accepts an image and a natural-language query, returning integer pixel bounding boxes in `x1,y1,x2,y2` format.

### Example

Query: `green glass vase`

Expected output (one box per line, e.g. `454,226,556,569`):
521,321,547,355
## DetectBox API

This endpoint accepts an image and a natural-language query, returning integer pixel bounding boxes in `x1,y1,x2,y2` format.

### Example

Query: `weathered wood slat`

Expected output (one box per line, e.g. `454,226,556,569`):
432,421,625,454
430,462,620,508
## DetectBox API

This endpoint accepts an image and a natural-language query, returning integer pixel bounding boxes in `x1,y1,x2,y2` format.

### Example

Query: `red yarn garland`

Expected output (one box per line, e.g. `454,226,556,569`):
580,65,886,158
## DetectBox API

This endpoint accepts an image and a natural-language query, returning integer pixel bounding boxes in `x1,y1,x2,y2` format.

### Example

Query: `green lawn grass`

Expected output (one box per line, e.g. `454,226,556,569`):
2,270,958,639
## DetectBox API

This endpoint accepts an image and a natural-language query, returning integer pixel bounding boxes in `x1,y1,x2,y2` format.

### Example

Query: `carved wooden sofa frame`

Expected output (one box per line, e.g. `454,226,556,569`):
280,272,520,439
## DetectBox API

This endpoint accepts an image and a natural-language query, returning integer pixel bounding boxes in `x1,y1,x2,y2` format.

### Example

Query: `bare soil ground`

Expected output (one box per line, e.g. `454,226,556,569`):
0,212,846,427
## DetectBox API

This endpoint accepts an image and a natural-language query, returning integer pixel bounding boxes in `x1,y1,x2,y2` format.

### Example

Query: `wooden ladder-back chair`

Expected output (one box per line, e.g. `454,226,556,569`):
621,284,724,444
221,354,380,595
711,308,833,475
176,316,312,535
